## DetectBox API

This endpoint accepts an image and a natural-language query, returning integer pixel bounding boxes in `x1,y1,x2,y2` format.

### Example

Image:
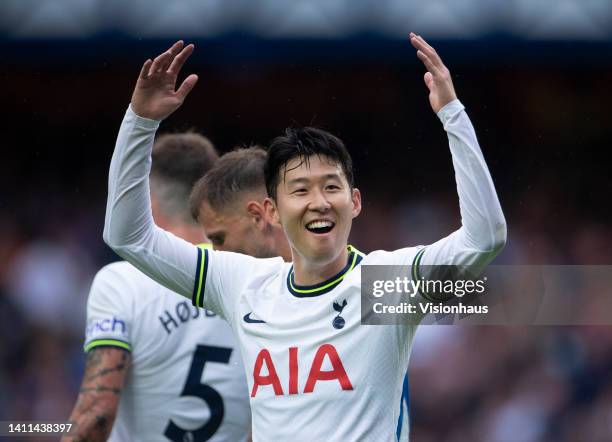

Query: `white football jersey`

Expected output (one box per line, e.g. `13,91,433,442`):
190,245,421,441
84,261,251,442
104,100,506,441
397,375,410,441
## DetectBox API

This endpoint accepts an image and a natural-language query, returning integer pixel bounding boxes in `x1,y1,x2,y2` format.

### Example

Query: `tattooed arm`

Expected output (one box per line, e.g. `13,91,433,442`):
62,347,130,442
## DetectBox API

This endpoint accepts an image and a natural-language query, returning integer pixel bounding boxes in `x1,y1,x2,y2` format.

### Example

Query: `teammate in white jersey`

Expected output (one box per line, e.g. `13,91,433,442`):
189,147,292,260
103,35,507,441
64,133,254,442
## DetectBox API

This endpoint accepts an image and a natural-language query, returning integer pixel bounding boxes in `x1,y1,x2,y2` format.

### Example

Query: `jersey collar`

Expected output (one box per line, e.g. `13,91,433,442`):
287,245,364,298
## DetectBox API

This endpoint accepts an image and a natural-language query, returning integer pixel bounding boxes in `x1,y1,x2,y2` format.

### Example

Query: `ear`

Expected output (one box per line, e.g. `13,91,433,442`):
351,188,362,219
246,200,266,231
263,197,281,226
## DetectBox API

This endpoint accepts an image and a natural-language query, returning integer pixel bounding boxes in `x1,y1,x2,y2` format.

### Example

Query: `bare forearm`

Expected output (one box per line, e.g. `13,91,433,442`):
62,348,130,442
63,393,118,442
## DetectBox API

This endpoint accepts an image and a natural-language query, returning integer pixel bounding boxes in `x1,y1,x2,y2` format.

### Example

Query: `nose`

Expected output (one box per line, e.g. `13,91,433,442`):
308,188,331,212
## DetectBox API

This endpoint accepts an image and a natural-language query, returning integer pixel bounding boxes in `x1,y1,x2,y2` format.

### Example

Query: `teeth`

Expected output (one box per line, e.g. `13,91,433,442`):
307,220,334,229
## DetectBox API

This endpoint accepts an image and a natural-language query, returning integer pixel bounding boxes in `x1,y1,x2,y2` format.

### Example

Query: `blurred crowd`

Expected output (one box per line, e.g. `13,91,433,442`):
2,37,611,439
1,183,611,441
412,325,612,441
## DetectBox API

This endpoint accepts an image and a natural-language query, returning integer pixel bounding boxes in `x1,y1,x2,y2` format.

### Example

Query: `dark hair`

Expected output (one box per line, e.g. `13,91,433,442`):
150,132,219,224
264,127,354,200
190,146,267,221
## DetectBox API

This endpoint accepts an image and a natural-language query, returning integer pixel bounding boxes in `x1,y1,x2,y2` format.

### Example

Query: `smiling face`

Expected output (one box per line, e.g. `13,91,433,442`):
267,154,361,266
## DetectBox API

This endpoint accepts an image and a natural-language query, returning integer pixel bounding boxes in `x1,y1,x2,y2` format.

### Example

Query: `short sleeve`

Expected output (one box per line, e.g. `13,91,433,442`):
191,247,282,323
84,263,135,353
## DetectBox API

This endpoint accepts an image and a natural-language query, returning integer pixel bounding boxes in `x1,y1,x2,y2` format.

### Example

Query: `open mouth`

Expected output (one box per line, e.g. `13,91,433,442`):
305,220,335,235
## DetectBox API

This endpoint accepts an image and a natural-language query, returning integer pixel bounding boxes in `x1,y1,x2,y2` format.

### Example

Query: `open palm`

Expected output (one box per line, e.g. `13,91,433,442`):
410,33,457,113
131,40,198,120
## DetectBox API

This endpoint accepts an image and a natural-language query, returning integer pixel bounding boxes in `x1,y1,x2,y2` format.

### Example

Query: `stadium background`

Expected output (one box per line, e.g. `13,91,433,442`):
1,1,612,440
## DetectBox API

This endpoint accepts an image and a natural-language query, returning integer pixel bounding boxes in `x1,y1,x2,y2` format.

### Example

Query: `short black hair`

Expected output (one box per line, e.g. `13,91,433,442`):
150,132,218,224
265,127,354,200
190,146,267,220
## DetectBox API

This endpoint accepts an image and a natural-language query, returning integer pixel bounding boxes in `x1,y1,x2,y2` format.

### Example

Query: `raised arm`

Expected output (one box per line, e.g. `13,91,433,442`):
103,41,200,298
409,34,507,278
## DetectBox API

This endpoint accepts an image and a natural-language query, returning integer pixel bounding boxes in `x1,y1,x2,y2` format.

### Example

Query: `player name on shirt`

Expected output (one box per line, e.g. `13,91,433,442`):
84,261,251,442
86,300,218,342
158,299,217,335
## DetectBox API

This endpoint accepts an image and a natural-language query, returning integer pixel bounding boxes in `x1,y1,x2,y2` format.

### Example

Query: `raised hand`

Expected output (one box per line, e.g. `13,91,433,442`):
410,33,457,113
130,40,198,120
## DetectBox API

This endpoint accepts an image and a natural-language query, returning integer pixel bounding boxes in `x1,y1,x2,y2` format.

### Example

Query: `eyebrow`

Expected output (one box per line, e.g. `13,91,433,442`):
286,174,343,186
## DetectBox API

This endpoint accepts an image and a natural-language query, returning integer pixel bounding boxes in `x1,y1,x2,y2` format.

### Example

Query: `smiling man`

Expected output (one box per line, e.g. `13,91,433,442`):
191,145,411,439
104,35,506,441
263,130,360,280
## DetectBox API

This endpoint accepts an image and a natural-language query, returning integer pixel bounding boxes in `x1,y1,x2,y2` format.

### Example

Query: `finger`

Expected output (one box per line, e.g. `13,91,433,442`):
416,35,436,54
423,72,434,90
411,34,436,57
148,41,183,75
411,35,444,70
167,44,195,75
417,35,448,71
139,59,153,80
160,40,185,72
415,38,439,64
168,40,184,55
175,74,198,101
149,51,172,76
416,50,442,77
410,35,434,61
409,34,426,51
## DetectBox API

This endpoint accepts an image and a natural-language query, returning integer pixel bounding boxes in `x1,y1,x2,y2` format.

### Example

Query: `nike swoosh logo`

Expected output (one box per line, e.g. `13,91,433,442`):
243,312,266,324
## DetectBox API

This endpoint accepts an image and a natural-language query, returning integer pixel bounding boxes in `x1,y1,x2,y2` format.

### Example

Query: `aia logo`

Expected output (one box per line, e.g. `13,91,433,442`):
251,344,353,397
332,300,347,329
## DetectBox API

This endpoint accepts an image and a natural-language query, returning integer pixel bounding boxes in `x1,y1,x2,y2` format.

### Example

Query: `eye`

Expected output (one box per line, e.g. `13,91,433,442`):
292,188,307,195
326,184,341,191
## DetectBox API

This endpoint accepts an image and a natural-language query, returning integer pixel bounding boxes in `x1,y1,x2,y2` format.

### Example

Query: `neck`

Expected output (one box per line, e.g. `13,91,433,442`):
292,247,349,286
272,228,292,262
